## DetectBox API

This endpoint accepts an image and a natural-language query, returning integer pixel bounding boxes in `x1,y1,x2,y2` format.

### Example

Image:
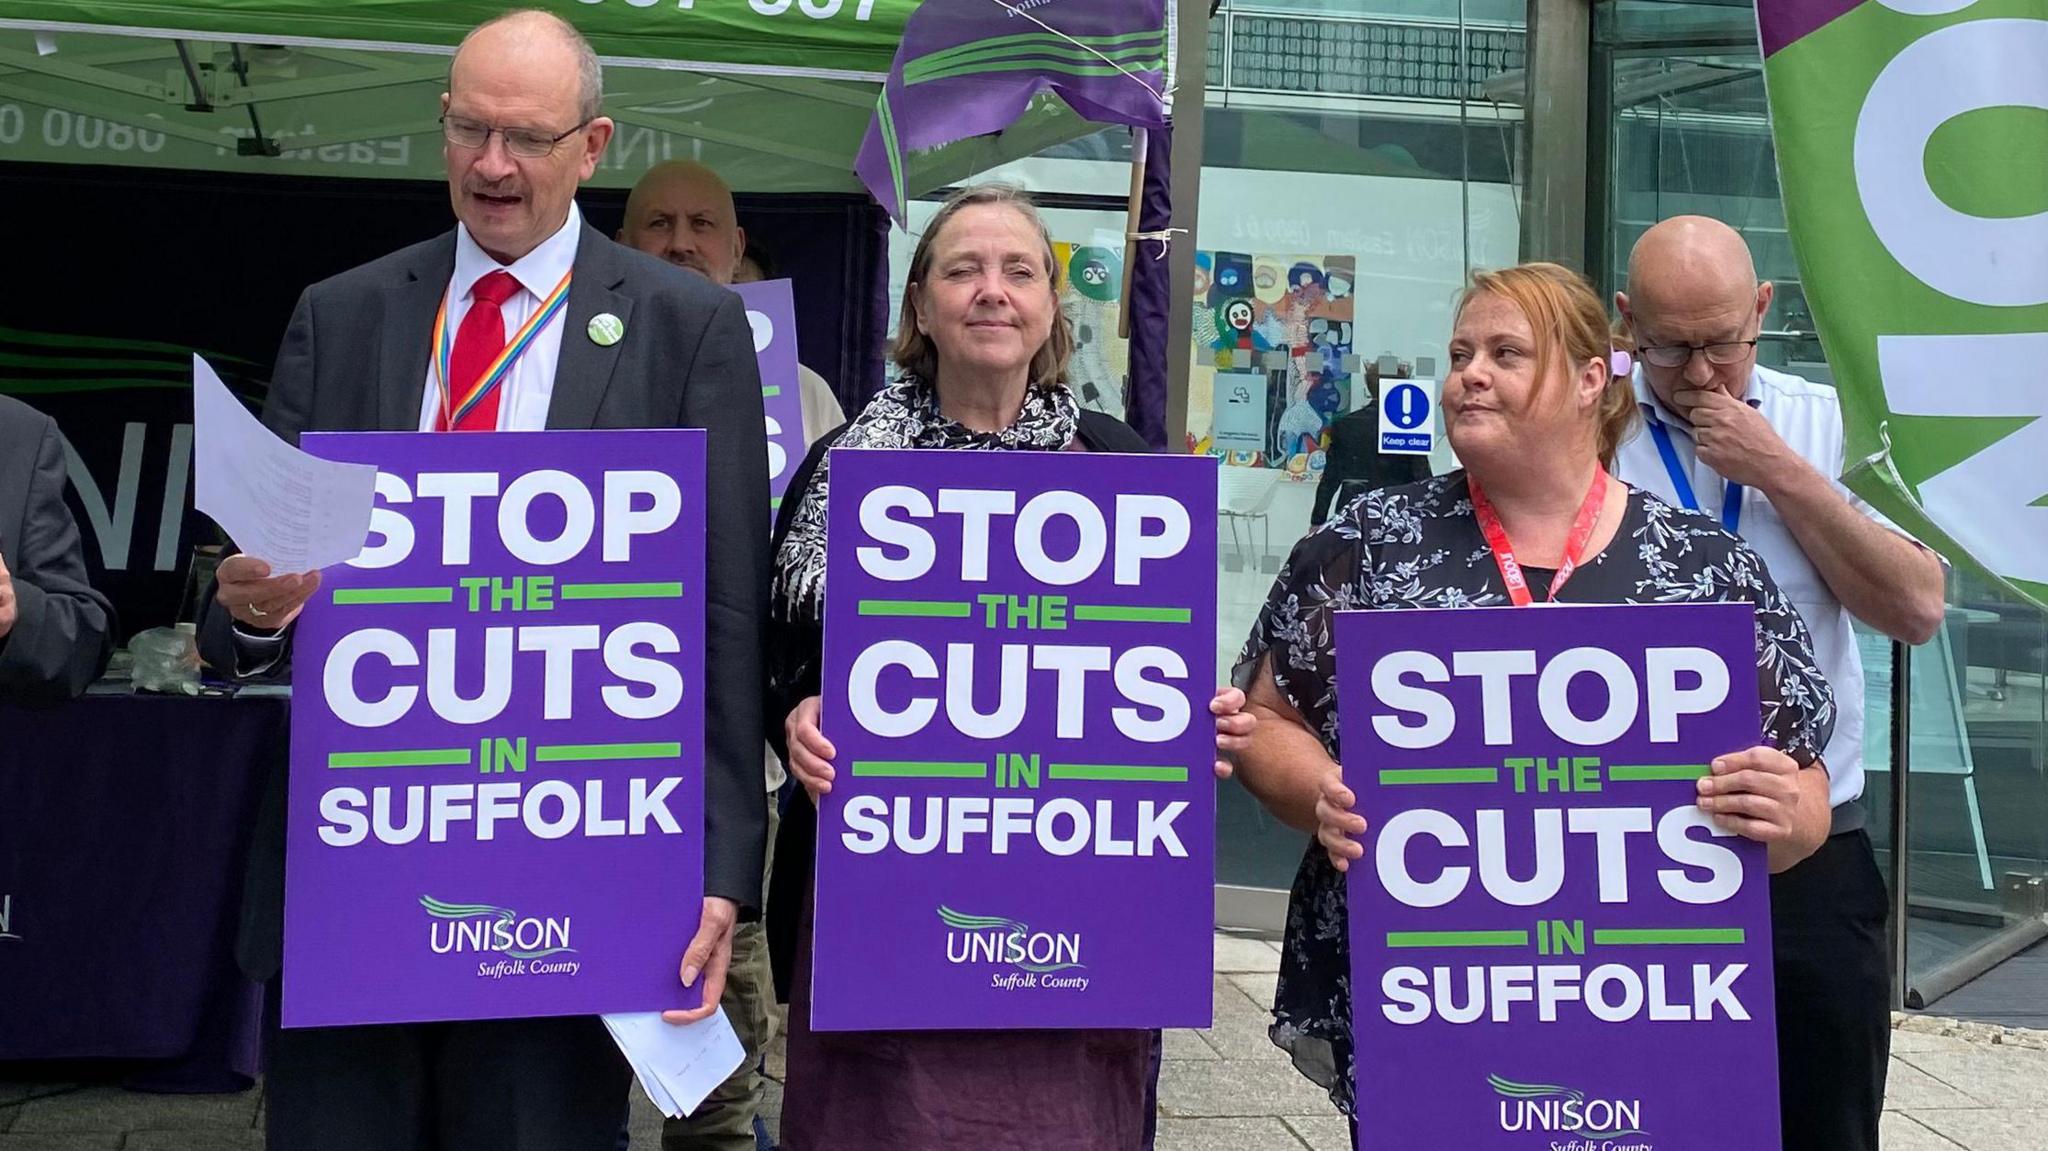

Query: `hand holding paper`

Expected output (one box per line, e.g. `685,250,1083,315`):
602,1009,745,1120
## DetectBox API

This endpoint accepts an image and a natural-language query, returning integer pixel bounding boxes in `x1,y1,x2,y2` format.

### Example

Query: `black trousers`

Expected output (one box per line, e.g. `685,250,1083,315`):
265,1007,631,1151
1770,828,1890,1151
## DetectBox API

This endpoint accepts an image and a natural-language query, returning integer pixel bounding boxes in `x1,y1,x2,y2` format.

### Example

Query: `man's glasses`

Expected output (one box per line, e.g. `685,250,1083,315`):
441,114,588,159
1637,338,1760,369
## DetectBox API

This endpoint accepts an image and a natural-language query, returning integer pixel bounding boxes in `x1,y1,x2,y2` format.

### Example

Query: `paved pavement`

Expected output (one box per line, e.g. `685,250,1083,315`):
5,931,2046,1149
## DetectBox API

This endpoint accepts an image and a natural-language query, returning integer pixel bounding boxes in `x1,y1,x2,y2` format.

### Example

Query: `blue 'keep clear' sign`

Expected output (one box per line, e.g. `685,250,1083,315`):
1378,378,1438,456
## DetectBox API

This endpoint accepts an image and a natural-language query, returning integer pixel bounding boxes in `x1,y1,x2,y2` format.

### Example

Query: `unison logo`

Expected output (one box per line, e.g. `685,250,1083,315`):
1491,1074,1649,1145
421,895,574,959
938,905,1085,985
0,894,18,942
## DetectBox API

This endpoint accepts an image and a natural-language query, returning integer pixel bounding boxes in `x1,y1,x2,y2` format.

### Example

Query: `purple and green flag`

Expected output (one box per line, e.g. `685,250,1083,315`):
857,0,1169,223
1758,0,2048,604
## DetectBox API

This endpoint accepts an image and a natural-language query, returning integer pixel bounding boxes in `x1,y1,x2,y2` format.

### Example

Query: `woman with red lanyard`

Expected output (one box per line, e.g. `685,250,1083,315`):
1228,262,1839,1140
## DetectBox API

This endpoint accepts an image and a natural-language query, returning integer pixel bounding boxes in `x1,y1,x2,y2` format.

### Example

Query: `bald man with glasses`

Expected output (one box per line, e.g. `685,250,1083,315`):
1613,215,1945,1151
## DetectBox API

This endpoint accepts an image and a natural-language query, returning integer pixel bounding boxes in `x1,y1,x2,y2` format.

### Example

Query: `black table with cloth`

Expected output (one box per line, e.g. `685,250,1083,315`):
0,692,283,1092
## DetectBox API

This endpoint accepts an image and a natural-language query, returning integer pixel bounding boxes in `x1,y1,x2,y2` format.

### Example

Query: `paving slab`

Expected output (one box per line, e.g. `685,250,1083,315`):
1880,1111,1968,1151
1163,1028,1221,1062
1911,1108,2048,1151
1156,1059,1335,1120
1884,1060,1994,1110
7,1088,257,1135
1214,935,1282,976
1281,1115,1353,1151
1900,1044,2048,1110
1154,1117,1306,1151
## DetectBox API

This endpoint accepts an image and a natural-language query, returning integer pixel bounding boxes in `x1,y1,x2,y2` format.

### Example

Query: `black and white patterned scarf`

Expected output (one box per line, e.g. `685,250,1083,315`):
770,374,1081,621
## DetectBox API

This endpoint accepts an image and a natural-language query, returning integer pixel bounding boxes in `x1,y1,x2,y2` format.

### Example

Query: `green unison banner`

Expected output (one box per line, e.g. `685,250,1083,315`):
1758,0,2048,605
0,0,920,78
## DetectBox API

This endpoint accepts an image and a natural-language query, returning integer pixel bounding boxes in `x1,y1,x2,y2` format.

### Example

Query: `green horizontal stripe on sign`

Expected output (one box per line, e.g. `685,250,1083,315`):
851,761,988,779
762,386,783,398
328,748,471,769
1047,764,1188,783
558,582,683,600
1071,605,1191,624
1378,767,1499,785
1386,930,1528,948
1593,928,1746,946
857,599,971,618
1606,764,1711,782
334,586,453,605
533,742,682,763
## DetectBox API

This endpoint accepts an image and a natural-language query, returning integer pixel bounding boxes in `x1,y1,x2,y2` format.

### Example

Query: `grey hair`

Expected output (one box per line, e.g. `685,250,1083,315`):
456,9,604,124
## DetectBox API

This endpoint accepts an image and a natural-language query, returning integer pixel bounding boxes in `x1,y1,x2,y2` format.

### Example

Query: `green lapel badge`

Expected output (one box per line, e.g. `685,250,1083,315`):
587,313,624,347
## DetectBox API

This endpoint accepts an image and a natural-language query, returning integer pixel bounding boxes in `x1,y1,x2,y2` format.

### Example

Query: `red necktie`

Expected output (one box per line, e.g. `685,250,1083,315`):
438,270,522,432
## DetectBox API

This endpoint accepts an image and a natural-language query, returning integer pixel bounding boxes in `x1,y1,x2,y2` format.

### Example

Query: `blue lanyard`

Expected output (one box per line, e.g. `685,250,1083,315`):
1646,416,1743,533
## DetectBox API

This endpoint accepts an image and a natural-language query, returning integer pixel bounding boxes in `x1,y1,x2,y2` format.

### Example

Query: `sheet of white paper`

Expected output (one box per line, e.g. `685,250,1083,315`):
191,355,377,574
602,1009,747,1120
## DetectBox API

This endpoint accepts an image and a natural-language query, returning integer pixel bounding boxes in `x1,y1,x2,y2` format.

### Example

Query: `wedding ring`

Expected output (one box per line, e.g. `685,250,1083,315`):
248,603,269,619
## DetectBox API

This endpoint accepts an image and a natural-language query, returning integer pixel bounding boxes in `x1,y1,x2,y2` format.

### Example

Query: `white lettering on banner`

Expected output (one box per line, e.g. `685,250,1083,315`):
346,470,682,570
1877,332,2048,585
1368,646,1731,749
846,641,1191,742
317,777,684,846
838,795,1189,858
1379,963,1751,1024
1853,18,2048,307
854,486,1192,586
322,624,684,727
1374,805,1743,910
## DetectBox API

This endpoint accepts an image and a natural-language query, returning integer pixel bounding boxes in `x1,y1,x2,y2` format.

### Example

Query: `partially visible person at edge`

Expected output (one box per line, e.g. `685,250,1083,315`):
618,157,845,1151
1230,262,1839,1146
766,183,1255,1150
1614,215,1945,1151
619,160,845,448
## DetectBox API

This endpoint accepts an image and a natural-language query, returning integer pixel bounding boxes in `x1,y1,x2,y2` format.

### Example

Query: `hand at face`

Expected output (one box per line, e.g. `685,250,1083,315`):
1670,387,1796,491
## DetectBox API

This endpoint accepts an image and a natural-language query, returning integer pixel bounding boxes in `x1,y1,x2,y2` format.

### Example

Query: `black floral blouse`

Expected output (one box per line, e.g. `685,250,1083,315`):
1231,470,1836,1116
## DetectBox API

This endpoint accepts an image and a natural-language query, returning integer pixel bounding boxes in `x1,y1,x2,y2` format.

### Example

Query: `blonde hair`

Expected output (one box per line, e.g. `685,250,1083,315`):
890,183,1074,390
1458,262,1639,467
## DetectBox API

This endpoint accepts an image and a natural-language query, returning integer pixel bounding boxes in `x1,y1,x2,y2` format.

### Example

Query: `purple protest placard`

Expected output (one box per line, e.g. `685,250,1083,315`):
733,279,807,526
813,448,1217,1031
283,430,706,1029
1336,603,1780,1150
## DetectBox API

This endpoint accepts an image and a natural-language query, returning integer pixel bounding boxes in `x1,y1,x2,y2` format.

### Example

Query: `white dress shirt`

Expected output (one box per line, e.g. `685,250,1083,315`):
1614,364,1896,813
234,208,585,672
415,205,584,433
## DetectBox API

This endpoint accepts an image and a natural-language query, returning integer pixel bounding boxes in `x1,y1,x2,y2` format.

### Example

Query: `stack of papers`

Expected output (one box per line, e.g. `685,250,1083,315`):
191,354,376,573
601,1009,747,1119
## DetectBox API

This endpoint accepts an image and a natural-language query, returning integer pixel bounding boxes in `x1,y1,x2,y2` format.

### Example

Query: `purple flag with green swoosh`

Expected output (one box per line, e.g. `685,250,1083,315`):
856,0,1168,223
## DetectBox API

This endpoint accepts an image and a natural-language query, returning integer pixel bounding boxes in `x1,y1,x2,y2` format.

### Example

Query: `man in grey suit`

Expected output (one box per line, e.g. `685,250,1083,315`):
197,11,768,1149
0,395,112,702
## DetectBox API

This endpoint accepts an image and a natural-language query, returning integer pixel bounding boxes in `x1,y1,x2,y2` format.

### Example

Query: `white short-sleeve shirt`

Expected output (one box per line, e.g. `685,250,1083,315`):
1614,364,1890,811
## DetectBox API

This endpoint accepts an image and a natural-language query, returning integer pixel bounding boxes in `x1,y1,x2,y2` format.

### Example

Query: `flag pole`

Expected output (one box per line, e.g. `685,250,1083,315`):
1119,126,1149,342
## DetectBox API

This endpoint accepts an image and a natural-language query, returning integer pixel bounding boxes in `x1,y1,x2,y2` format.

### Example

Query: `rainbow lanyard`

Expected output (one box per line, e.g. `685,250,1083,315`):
431,268,574,429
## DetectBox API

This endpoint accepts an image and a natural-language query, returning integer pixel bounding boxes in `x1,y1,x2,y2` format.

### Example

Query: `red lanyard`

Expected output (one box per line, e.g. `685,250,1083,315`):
1468,469,1609,606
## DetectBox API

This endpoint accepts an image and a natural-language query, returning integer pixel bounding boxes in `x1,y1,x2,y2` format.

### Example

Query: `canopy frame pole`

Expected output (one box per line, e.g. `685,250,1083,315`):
173,38,209,111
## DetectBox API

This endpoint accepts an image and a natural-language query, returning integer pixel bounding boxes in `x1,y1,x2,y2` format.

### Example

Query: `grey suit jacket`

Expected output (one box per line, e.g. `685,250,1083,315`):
200,222,770,977
0,394,113,702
